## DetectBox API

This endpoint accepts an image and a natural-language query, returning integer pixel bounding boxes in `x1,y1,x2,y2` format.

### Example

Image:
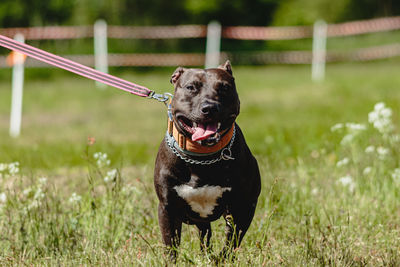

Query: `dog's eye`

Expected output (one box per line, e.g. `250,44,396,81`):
186,85,195,91
218,83,230,93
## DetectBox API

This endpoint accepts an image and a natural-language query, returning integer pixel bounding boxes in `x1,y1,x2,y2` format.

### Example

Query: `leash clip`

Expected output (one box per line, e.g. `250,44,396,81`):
221,147,235,161
148,91,173,106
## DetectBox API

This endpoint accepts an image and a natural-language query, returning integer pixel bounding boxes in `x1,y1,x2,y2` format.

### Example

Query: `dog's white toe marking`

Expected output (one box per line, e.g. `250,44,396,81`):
174,184,231,218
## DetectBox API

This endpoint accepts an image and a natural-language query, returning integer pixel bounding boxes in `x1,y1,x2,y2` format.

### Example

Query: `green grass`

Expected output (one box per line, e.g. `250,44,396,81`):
1,61,400,265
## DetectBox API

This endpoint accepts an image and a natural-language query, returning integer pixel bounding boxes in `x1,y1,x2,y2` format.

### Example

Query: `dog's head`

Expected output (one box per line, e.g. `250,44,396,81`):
170,60,240,146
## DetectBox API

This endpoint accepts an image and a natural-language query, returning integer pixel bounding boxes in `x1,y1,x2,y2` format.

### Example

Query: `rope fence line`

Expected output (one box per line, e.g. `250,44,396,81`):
0,26,93,40
107,25,207,39
229,44,400,64
1,43,399,68
0,53,205,68
222,26,312,40
1,16,400,41
327,16,400,37
0,16,399,69
223,16,400,40
0,53,214,68
107,53,207,66
0,25,207,40
328,43,400,62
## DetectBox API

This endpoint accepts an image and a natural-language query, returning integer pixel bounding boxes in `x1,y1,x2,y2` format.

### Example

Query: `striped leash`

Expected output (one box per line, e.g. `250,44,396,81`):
0,34,171,103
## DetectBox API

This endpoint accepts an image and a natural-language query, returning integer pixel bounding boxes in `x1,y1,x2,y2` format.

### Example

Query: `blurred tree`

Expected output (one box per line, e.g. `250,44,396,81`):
183,0,279,25
273,0,400,26
69,0,191,25
0,0,398,28
340,0,400,21
70,0,279,26
0,0,279,27
272,0,350,25
0,0,75,27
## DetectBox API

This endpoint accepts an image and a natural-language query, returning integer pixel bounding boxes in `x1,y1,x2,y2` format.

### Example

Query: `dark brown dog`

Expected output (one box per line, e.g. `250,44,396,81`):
154,61,261,260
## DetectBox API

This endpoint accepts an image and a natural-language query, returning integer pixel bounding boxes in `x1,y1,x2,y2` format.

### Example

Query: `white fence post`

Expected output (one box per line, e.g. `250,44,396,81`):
9,34,26,138
312,20,327,82
205,21,221,69
94,19,108,88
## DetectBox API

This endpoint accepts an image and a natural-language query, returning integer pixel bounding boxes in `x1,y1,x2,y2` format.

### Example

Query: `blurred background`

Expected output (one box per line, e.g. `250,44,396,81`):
0,0,400,168
0,0,400,64
1,0,399,27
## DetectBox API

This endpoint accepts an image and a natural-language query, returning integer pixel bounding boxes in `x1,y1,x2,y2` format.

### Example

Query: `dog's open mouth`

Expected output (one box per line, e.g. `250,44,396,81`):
178,116,221,142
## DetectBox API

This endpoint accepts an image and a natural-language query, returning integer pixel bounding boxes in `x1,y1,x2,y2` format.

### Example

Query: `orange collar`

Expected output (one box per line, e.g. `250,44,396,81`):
167,118,235,155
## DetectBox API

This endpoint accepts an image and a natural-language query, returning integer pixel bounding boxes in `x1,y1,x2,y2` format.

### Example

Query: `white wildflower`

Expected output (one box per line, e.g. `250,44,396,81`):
391,134,400,143
376,146,389,159
0,192,6,203
94,152,111,168
38,177,47,185
69,192,82,204
23,188,32,196
338,175,356,192
34,187,45,200
374,102,385,111
345,123,366,131
368,102,393,134
336,157,350,167
338,175,353,186
365,146,375,153
8,162,19,176
331,123,344,132
0,163,6,172
391,168,400,183
363,166,372,175
340,134,354,145
336,122,367,146
104,169,117,183
311,188,318,195
0,162,20,178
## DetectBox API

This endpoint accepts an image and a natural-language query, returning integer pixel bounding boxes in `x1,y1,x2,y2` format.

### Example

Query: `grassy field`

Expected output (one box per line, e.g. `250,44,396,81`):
1,61,400,265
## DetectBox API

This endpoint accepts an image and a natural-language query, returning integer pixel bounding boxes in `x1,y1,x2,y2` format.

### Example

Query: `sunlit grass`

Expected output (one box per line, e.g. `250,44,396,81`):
1,62,400,265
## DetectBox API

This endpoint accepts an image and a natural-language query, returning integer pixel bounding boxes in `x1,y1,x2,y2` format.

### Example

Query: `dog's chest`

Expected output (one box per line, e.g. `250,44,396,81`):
174,176,231,218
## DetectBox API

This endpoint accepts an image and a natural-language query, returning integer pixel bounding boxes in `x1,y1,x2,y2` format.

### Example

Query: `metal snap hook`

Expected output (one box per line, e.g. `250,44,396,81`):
221,147,235,161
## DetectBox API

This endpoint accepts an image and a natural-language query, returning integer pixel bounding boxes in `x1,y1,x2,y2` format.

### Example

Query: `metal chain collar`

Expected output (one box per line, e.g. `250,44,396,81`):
165,125,236,165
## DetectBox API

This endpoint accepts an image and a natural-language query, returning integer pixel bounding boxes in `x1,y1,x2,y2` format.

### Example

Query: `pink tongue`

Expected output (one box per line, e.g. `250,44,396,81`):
191,123,218,141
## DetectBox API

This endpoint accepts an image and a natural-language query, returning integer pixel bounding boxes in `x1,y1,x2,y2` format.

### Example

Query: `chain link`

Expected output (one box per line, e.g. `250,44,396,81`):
166,125,236,165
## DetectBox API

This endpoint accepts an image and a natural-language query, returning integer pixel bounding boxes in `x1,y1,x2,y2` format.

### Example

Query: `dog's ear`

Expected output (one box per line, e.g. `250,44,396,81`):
170,67,185,85
218,60,233,76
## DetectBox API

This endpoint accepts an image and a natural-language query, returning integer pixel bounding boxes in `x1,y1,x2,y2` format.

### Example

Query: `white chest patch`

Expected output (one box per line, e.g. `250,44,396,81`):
174,184,231,218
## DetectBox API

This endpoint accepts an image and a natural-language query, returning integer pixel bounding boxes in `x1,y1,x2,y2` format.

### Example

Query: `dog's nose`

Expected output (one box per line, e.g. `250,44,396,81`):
201,102,220,115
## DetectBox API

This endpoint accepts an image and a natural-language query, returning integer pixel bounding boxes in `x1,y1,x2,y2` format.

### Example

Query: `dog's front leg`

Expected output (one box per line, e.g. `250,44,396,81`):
196,222,212,252
220,201,258,259
158,203,182,261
